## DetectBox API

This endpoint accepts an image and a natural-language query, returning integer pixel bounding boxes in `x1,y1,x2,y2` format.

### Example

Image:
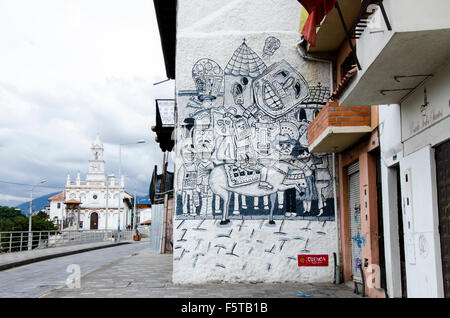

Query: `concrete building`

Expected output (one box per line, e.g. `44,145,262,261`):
305,0,450,298
48,135,133,230
377,60,450,298
48,191,66,226
155,0,340,284
153,0,449,296
137,206,152,226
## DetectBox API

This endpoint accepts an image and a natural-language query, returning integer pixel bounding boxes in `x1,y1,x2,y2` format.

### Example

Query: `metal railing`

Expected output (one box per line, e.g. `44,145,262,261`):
0,229,134,254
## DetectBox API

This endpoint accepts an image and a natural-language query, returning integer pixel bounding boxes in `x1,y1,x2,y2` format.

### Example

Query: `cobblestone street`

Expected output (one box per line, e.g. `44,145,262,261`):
41,247,360,298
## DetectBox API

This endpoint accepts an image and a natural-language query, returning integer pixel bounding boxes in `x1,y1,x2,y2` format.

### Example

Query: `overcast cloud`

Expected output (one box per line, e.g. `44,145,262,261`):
0,0,174,206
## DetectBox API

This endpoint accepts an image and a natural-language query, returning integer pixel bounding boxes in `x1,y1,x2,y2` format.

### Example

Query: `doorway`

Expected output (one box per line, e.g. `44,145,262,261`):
394,164,408,297
348,161,362,284
90,212,99,230
435,139,450,298
375,151,387,293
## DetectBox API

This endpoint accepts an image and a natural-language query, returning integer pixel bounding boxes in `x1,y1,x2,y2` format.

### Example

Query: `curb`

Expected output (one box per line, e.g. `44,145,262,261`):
0,242,132,272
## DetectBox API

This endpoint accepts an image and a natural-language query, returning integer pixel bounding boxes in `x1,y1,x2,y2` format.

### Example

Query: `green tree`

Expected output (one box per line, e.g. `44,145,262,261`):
0,206,57,252
35,211,49,220
0,206,23,220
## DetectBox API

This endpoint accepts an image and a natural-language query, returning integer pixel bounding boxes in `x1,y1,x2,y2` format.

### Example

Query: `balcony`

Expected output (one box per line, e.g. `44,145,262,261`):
337,0,450,105
307,102,373,153
307,0,362,54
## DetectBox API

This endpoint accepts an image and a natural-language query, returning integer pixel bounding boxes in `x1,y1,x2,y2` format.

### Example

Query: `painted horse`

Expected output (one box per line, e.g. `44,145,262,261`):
209,160,307,224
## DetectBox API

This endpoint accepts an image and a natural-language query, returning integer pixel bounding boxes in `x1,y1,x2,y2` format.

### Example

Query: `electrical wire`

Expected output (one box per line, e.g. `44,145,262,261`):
0,179,63,189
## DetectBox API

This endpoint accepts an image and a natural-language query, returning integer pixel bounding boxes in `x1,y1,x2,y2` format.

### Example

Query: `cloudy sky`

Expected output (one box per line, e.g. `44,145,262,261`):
0,0,174,206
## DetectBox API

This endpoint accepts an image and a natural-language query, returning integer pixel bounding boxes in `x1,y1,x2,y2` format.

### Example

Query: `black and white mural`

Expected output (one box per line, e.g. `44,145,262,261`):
175,38,333,224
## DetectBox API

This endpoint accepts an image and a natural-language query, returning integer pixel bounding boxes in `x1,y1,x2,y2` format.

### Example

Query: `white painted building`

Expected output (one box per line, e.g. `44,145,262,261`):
137,206,152,225
48,135,133,230
379,60,450,298
334,0,450,298
170,0,338,284
48,191,66,224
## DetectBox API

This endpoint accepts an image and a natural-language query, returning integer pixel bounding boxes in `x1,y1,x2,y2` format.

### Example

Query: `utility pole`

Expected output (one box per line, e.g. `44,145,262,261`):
117,144,122,242
105,180,109,230
28,188,33,251
28,179,47,251
117,140,146,242
133,180,137,236
105,174,115,230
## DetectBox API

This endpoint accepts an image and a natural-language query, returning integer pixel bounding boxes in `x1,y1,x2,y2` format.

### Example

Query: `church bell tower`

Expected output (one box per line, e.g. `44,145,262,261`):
86,134,106,182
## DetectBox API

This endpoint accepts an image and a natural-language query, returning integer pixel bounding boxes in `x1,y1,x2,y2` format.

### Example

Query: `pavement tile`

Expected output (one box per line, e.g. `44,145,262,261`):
42,248,360,298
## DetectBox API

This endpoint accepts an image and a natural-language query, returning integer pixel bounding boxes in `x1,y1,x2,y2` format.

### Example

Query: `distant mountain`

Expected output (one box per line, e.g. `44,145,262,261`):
15,192,151,215
16,192,60,215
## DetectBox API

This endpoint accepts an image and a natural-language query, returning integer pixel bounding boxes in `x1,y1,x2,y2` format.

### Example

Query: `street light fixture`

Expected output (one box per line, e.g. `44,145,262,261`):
117,140,146,242
28,178,47,251
105,174,115,230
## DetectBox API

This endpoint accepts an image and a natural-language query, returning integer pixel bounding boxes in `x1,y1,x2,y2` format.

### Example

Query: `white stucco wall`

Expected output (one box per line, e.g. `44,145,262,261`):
399,65,448,296
173,219,336,283
49,199,65,223
401,59,450,156
378,58,450,298
384,0,450,32
399,145,444,297
139,208,152,223
173,0,337,284
378,104,403,298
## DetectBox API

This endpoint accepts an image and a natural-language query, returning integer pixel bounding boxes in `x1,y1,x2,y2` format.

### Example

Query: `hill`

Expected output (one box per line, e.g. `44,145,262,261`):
15,192,60,215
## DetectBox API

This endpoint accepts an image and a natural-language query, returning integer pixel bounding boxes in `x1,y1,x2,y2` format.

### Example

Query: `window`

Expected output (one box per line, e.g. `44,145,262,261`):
57,203,61,209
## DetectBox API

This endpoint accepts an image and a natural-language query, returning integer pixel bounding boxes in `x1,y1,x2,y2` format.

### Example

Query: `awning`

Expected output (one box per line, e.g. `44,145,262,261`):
153,0,177,80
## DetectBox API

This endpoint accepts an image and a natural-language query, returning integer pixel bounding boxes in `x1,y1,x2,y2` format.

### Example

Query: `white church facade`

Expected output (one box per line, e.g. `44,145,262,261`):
48,135,133,230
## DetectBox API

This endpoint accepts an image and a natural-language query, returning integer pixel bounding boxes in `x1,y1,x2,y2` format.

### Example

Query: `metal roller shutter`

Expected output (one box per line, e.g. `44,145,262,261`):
150,204,164,254
348,161,362,282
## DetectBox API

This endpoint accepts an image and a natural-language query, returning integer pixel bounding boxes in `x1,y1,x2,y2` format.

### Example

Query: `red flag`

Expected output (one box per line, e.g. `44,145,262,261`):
298,0,338,47
297,0,323,13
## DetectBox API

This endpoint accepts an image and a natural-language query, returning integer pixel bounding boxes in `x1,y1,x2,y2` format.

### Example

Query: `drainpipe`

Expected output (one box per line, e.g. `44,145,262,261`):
332,152,342,283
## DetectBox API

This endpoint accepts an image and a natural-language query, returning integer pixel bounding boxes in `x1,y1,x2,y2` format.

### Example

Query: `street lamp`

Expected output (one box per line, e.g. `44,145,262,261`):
28,178,47,251
117,140,146,242
105,174,115,230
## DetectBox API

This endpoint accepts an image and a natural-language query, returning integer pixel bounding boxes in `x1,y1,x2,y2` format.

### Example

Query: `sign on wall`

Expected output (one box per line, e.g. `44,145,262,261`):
298,254,329,267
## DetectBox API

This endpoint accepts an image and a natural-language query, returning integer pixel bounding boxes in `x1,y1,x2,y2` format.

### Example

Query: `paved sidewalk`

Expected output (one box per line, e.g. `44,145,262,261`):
0,239,135,271
41,248,360,298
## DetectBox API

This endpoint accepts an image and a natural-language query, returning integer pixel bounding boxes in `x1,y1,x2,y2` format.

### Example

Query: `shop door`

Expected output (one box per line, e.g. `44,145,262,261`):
395,165,408,297
435,140,450,298
90,212,98,230
375,151,387,293
348,161,362,283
